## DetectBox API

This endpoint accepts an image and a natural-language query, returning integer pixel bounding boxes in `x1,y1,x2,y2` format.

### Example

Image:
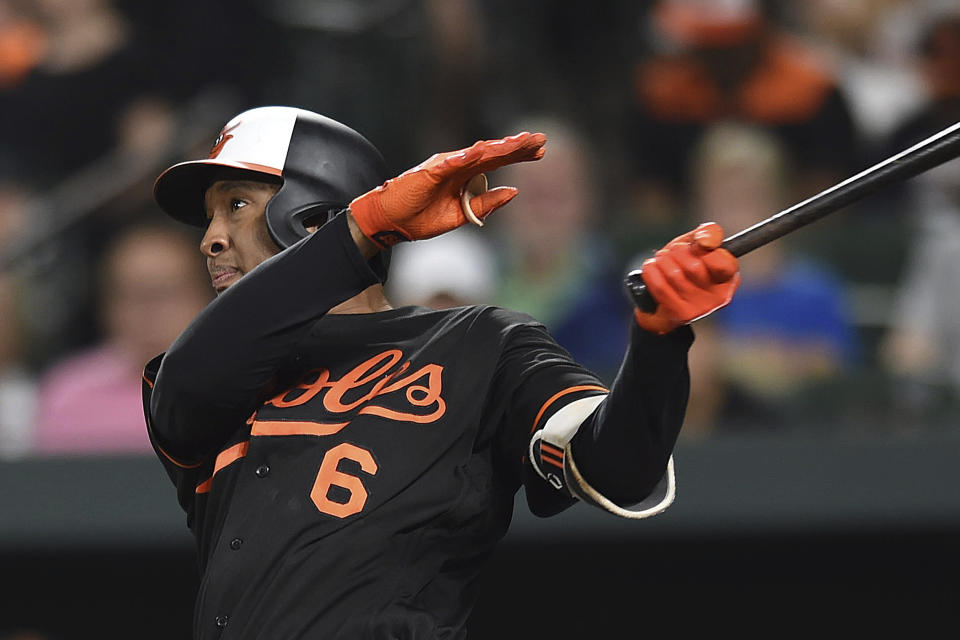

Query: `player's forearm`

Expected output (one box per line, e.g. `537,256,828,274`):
151,212,380,458
569,324,693,506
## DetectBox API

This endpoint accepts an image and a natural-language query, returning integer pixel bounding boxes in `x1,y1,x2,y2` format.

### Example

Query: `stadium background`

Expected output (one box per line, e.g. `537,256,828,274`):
0,0,958,637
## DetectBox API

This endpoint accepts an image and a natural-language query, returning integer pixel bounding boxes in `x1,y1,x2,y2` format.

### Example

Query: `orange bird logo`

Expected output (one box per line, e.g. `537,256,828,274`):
208,121,241,158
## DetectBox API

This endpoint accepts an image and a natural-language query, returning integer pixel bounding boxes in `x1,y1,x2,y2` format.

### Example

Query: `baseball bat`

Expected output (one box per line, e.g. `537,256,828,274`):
626,120,960,313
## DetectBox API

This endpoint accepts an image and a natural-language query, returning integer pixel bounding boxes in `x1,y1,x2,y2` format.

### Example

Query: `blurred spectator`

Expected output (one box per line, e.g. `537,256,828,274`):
0,176,32,257
786,0,927,147
864,0,960,75
0,1,44,90
627,0,861,234
32,222,210,456
0,173,38,458
0,0,152,181
681,122,858,436
774,3,960,293
880,10,960,166
490,115,634,384
253,0,490,171
0,0,250,186
119,0,274,106
0,271,36,458
879,10,960,421
387,227,497,310
478,0,643,149
0,66,227,374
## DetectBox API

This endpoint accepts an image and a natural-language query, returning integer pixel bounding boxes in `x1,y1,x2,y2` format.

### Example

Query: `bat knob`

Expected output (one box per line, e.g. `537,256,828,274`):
625,269,659,313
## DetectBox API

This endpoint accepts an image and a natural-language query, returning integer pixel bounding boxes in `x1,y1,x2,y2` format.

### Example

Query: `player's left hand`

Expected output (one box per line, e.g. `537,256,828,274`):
349,132,547,248
634,222,740,335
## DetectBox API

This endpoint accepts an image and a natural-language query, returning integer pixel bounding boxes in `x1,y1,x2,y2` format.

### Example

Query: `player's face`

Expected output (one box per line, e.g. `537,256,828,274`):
202,179,282,294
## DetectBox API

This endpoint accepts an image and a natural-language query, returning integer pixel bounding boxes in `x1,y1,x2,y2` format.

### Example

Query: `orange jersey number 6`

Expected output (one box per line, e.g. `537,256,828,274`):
310,442,379,518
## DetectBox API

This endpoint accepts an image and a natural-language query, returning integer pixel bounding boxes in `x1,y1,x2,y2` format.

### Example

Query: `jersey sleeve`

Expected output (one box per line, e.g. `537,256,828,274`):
147,212,381,464
489,313,607,517
492,310,693,519
142,354,209,524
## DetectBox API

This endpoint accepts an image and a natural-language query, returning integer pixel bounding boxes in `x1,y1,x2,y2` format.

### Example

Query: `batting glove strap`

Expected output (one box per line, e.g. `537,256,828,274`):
564,449,676,520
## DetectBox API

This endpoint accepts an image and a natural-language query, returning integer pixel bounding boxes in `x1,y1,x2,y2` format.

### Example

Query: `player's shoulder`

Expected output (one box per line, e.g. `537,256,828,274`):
454,304,544,334
142,352,165,388
391,303,540,328
461,306,563,356
399,304,547,349
469,304,537,324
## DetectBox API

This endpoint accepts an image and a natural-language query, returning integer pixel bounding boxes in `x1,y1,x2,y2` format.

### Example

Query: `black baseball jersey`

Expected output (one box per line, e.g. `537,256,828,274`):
142,213,692,639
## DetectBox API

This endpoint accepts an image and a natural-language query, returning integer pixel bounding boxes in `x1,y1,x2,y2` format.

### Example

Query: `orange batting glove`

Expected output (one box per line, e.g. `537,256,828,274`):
349,132,547,248
634,222,740,335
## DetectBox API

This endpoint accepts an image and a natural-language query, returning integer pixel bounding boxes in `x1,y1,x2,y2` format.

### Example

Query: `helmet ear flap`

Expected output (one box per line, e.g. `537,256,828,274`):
290,202,343,236
266,202,391,283
265,194,346,249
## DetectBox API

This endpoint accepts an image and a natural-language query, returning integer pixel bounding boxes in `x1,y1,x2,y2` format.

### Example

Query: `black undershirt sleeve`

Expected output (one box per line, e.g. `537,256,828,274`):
569,323,694,507
149,212,380,462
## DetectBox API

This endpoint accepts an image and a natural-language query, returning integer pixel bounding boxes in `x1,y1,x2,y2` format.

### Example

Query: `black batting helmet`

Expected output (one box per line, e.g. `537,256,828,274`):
153,106,391,279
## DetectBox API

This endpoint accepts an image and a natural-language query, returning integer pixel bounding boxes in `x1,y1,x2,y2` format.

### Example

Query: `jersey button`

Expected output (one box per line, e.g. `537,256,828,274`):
229,538,243,550
255,464,270,478
215,615,229,628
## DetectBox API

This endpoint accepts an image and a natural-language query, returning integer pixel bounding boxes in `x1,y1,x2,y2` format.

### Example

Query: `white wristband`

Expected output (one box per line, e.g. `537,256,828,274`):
529,395,607,489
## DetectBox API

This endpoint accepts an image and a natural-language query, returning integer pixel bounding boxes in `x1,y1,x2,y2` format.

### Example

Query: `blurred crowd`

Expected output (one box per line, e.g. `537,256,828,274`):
1,0,959,464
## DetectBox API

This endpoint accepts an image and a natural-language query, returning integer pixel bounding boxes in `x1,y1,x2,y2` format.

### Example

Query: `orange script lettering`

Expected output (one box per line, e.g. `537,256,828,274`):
265,350,446,424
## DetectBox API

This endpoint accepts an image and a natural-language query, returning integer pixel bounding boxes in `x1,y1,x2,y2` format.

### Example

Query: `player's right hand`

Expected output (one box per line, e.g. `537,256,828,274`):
348,132,547,249
633,222,740,335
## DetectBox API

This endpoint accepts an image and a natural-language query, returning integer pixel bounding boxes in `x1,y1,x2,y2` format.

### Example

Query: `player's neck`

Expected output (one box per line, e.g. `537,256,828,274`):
328,284,393,315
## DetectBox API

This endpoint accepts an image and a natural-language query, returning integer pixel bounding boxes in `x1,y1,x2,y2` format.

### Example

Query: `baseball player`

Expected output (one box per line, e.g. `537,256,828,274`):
142,106,739,638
